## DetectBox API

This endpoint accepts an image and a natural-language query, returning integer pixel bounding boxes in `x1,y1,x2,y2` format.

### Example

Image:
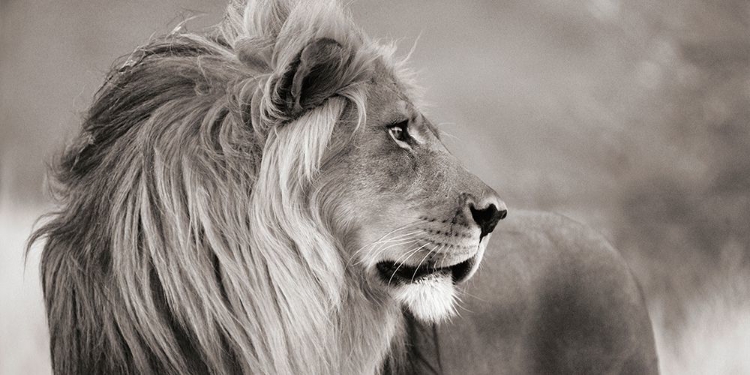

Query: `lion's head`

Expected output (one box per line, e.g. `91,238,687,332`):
29,0,506,374
321,63,507,322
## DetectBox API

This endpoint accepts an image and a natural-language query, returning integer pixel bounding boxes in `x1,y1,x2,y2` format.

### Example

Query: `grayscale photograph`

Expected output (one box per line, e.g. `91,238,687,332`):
1,0,748,374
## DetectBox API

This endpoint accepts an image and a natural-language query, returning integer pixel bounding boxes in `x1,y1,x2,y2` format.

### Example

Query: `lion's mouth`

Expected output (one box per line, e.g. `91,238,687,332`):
376,255,476,285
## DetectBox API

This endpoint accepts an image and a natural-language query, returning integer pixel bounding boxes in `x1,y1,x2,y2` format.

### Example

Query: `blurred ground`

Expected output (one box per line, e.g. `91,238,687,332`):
1,0,749,373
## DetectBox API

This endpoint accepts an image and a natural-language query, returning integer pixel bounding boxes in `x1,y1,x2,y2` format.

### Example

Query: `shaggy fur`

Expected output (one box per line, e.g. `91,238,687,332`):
27,1,405,374
29,0,488,374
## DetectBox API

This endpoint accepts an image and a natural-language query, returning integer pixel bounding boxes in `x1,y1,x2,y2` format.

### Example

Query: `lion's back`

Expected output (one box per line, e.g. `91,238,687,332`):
434,210,659,374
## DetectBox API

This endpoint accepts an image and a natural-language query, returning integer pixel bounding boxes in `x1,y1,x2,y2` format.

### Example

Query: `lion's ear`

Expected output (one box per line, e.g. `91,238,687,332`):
272,38,350,120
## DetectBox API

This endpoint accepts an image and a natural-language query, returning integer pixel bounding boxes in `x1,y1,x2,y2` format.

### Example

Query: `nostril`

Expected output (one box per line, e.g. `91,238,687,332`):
470,203,507,239
469,203,496,226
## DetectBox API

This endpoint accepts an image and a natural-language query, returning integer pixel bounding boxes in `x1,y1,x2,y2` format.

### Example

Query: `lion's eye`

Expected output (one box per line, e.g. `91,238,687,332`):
387,121,410,144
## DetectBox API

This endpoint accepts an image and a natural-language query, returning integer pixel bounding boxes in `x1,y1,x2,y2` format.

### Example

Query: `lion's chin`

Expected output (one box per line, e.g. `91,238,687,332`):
377,237,492,322
394,273,457,323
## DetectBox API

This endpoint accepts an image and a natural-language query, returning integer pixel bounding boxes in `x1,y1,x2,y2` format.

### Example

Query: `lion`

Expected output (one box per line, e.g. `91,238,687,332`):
29,0,658,374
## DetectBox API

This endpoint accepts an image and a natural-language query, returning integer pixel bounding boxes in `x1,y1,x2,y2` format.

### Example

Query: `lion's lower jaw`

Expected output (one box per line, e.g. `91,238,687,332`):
394,274,457,323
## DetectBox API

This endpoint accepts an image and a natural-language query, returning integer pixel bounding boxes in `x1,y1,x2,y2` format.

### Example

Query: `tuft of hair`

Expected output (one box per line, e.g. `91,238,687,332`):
27,0,418,374
395,275,458,323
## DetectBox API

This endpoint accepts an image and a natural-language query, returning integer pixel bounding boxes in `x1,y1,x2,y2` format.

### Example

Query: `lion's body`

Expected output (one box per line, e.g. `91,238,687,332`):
29,0,658,374
403,211,659,374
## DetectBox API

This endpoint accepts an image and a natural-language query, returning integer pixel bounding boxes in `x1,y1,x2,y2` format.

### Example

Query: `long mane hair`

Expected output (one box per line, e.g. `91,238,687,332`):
28,1,419,373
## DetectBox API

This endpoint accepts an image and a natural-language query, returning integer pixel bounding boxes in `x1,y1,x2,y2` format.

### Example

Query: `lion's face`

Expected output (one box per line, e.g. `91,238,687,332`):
316,62,507,322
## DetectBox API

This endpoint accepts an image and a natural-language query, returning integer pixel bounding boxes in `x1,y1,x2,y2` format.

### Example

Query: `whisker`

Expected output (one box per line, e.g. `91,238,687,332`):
387,243,428,285
437,243,452,269
349,221,422,258
457,289,489,303
371,230,421,245
453,293,475,315
347,238,420,270
365,238,420,267
348,229,421,265
371,221,422,243
410,242,436,282
364,234,421,259
353,231,420,258
386,248,418,285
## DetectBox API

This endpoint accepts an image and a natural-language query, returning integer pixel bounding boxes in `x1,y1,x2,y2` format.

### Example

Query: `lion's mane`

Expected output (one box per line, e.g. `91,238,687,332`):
28,1,415,374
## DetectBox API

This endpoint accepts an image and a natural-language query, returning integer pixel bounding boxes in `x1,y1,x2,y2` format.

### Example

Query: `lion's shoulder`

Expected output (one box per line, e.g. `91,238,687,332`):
497,210,617,256
432,210,659,374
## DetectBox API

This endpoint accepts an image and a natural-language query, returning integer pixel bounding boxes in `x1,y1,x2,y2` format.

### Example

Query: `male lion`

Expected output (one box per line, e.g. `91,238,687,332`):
30,0,658,374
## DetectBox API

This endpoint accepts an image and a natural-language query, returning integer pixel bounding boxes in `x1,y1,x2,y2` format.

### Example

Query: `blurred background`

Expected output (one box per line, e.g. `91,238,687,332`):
1,0,748,373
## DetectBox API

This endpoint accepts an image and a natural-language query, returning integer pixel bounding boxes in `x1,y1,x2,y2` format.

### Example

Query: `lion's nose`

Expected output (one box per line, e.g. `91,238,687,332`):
469,198,507,239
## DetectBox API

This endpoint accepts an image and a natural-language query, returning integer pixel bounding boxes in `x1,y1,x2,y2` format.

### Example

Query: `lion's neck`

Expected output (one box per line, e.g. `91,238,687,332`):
337,279,406,375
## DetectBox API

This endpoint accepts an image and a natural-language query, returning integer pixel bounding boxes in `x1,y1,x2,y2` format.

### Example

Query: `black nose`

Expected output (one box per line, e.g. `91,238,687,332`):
470,203,507,239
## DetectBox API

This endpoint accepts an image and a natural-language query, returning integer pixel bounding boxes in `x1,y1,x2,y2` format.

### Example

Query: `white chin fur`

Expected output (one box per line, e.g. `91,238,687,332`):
394,274,457,323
